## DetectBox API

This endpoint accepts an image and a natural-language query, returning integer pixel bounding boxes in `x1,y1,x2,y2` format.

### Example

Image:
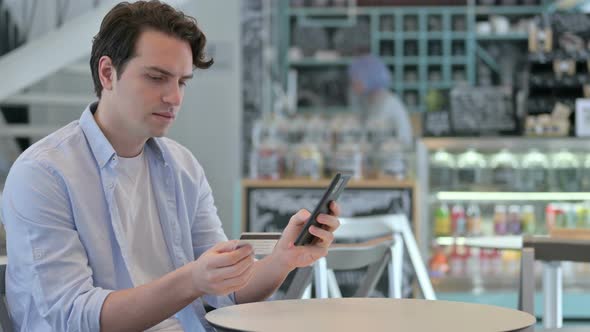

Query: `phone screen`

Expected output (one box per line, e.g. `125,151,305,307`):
294,173,351,246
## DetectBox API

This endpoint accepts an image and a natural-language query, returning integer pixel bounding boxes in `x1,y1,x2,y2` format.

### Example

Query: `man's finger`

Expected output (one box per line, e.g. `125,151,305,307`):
329,201,341,216
309,225,334,246
316,214,340,232
212,240,240,253
289,209,311,225
212,253,255,281
212,245,253,268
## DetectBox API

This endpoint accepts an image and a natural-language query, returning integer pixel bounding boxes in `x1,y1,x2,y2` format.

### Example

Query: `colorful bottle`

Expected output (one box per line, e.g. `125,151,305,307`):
546,203,557,232
434,203,451,237
507,205,522,235
494,205,508,235
428,245,450,280
521,205,536,235
466,203,482,236
449,245,465,277
451,204,467,236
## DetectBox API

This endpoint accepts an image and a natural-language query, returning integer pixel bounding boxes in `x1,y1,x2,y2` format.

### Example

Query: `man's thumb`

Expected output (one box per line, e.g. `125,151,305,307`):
213,240,239,253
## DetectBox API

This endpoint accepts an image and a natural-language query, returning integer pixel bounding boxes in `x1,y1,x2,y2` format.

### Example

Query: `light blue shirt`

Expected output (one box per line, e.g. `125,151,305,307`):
1,103,235,332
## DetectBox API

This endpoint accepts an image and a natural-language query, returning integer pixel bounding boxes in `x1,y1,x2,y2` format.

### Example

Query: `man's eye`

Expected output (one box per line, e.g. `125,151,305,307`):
149,75,164,81
179,81,187,87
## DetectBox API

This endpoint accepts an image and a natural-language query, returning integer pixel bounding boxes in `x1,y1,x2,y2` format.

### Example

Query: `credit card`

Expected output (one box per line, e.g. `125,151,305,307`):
236,232,281,256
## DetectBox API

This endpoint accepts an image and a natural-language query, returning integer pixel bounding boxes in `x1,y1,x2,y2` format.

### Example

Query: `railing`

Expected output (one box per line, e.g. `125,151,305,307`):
0,0,29,152
0,0,25,56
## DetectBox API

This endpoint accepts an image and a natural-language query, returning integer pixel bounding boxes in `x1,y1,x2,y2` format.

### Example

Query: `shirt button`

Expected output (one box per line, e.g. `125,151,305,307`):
108,183,114,189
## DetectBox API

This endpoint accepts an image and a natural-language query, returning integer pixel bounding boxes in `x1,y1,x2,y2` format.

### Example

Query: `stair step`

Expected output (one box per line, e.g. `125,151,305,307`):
2,92,94,107
62,63,91,75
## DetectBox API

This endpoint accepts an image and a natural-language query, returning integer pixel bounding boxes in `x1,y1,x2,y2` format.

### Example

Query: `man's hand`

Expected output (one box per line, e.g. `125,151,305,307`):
271,201,341,272
190,241,255,296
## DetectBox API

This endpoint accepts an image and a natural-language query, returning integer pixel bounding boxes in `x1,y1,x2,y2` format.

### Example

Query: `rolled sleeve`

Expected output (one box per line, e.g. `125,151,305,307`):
190,163,237,308
2,159,112,331
190,163,228,258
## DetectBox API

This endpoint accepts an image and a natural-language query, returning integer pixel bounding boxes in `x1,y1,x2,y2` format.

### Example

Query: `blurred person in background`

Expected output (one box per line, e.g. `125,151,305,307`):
348,54,413,147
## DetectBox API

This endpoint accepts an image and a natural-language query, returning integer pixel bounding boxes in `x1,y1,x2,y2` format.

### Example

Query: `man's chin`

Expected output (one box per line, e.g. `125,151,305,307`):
150,128,169,138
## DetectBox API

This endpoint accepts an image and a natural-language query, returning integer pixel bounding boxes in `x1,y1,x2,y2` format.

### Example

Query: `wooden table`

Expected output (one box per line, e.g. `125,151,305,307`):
520,236,590,329
205,298,535,332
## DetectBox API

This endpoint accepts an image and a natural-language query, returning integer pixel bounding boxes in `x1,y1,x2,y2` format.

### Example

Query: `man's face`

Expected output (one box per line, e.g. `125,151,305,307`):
109,29,193,139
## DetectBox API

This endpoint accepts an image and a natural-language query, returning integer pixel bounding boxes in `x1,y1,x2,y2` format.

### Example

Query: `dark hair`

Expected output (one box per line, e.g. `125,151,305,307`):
90,0,213,98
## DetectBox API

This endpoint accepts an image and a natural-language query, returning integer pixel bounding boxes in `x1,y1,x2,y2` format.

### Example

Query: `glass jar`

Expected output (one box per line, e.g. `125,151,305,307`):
292,142,323,180
249,139,286,180
331,142,363,179
580,154,590,191
520,149,549,192
377,138,407,180
250,117,286,180
551,149,580,192
489,149,519,191
305,115,333,177
430,149,456,190
456,148,487,190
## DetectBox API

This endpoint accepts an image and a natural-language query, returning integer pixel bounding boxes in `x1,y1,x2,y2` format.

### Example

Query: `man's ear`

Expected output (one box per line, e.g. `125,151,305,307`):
98,56,116,91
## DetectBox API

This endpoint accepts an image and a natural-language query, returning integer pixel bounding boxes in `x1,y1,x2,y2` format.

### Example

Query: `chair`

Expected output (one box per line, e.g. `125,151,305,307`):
284,236,394,299
0,264,13,332
285,214,436,300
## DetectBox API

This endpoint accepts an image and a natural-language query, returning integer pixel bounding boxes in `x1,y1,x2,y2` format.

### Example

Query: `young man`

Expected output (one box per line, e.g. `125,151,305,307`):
1,1,340,331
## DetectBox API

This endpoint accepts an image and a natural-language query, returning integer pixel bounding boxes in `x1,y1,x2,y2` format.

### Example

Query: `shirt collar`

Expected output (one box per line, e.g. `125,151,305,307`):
79,102,167,168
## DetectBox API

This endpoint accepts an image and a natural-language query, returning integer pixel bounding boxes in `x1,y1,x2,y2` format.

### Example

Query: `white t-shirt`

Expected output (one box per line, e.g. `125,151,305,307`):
114,150,184,332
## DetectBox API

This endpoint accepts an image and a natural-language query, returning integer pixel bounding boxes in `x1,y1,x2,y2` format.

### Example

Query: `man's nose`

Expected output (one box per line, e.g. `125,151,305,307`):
163,83,182,106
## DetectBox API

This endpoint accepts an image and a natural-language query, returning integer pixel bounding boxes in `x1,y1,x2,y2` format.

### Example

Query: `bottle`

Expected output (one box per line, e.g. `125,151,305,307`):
490,249,503,276
507,205,522,235
576,203,590,228
480,249,492,276
520,149,549,192
466,203,482,236
494,205,508,235
566,203,577,229
521,205,536,235
489,149,519,190
554,203,567,229
465,247,481,277
434,203,452,237
503,250,521,276
552,149,580,192
449,245,466,277
429,245,450,280
430,149,456,190
456,148,487,190
451,204,467,236
546,203,557,232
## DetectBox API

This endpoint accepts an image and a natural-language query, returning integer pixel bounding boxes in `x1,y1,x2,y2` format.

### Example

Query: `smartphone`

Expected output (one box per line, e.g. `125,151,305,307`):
294,173,351,246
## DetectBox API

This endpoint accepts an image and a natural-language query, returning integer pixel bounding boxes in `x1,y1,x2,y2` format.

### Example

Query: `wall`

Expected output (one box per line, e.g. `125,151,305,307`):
168,1,242,237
